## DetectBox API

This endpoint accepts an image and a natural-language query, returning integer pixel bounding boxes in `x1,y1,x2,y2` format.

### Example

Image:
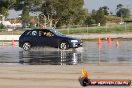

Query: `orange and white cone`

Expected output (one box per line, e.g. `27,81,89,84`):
1,40,4,48
11,38,15,48
107,36,111,48
98,36,101,48
116,40,119,48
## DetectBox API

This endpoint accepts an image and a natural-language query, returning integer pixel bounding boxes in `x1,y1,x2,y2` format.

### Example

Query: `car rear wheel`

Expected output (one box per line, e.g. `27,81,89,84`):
59,42,69,50
22,42,31,51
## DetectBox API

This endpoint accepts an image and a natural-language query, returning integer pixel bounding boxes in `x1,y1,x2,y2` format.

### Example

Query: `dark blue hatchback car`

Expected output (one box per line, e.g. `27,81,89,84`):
19,29,82,51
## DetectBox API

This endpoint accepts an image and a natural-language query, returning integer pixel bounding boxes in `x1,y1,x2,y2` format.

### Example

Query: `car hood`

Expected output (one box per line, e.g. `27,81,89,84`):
58,35,81,41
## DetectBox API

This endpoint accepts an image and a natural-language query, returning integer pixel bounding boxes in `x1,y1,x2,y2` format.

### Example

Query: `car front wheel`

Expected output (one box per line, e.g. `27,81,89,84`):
22,42,31,51
59,42,69,50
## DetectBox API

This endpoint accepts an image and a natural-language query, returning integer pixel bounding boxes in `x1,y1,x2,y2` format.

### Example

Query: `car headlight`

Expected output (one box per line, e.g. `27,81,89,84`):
71,40,78,43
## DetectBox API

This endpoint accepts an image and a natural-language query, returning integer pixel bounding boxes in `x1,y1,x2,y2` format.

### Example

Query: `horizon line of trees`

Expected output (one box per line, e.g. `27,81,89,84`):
0,0,131,28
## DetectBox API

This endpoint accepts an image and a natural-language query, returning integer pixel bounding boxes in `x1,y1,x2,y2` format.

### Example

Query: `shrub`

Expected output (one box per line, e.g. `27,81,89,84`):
0,23,6,29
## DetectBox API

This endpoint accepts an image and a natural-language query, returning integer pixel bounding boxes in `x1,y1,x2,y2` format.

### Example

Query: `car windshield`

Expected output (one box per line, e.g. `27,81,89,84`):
50,29,65,36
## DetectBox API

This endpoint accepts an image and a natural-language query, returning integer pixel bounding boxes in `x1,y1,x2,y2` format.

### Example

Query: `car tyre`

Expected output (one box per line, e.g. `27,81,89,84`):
59,42,69,50
22,42,31,51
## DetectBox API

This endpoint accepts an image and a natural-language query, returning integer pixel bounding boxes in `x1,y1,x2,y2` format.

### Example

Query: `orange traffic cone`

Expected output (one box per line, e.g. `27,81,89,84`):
1,40,4,48
98,36,101,48
107,36,111,48
116,40,119,48
11,38,15,48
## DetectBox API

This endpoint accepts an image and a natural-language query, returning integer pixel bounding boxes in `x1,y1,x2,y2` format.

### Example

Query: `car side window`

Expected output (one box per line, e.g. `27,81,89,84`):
25,31,31,36
39,30,46,37
41,30,53,37
46,32,52,37
31,31,38,36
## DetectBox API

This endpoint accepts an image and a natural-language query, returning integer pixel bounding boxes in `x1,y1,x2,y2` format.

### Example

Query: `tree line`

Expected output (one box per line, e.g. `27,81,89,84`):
0,0,131,28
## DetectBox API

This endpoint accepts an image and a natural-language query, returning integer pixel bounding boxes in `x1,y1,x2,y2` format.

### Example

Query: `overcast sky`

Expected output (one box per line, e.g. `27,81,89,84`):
8,0,132,18
84,0,132,14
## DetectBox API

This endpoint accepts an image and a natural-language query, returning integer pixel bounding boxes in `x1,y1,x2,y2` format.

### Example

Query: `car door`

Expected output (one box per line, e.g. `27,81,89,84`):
38,30,59,47
38,30,48,46
29,30,39,47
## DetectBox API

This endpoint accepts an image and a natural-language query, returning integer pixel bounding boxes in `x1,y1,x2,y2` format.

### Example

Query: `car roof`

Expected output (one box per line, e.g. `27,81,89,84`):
27,29,53,31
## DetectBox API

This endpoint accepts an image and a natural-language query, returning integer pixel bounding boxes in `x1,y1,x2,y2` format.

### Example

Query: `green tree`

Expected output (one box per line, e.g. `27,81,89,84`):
116,4,123,10
0,0,16,17
14,0,44,27
95,8,106,25
41,0,87,27
116,8,130,18
100,6,109,15
116,4,130,18
21,7,29,28
91,9,97,19
84,8,106,26
0,23,6,29
15,0,43,11
84,16,96,25
90,8,106,26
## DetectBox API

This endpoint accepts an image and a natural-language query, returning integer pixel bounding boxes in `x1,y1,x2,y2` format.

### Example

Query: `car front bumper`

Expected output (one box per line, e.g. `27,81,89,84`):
70,42,83,48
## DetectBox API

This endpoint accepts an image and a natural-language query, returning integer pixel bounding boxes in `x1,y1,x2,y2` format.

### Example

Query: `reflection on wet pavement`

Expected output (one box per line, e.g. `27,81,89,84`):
1,41,132,65
19,49,82,65
0,46,83,65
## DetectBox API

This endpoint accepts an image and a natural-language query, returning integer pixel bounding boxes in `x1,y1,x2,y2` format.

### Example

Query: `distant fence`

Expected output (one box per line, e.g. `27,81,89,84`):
0,23,132,40
57,23,132,34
